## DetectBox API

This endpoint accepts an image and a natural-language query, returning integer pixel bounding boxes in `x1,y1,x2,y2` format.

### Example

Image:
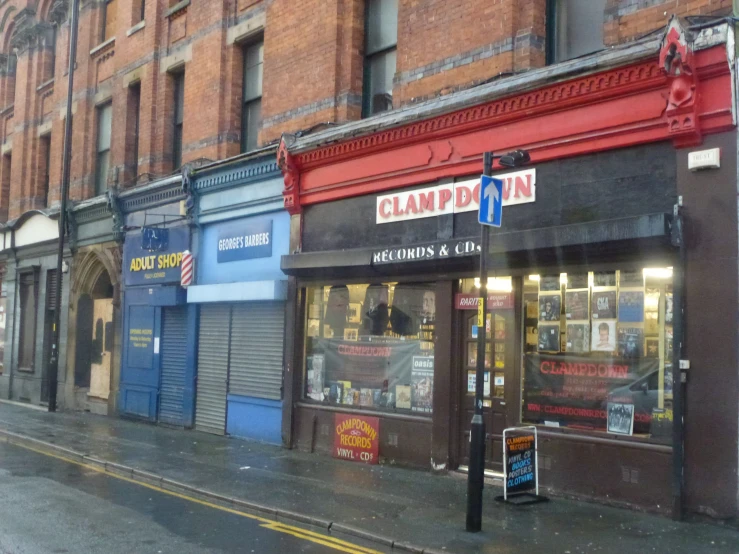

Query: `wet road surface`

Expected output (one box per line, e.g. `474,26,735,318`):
0,441,386,554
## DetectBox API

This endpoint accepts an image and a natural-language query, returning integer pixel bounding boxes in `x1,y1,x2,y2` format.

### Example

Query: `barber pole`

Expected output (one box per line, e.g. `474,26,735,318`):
181,250,194,287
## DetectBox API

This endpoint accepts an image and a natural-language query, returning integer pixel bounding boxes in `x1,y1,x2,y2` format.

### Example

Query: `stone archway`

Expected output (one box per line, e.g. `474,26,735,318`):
66,246,121,414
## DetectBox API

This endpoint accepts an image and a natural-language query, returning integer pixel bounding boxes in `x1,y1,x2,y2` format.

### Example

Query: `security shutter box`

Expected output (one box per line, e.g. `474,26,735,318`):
158,306,188,426
229,302,284,400
195,304,230,434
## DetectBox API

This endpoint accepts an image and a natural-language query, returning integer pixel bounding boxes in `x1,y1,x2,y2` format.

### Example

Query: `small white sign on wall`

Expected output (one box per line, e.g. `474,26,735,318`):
688,148,720,171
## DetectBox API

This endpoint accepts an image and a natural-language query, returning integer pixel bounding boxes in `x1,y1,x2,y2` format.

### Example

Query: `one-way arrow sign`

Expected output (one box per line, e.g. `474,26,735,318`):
478,175,503,227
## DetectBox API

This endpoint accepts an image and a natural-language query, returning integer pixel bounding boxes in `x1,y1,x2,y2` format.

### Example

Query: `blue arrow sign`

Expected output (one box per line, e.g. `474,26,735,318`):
478,175,503,227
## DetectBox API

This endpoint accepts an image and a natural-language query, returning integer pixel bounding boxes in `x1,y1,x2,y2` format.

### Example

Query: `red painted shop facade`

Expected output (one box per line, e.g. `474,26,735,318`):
278,20,739,520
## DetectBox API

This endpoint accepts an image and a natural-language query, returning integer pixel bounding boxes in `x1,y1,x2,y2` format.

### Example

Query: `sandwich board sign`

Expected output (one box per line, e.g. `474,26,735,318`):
499,426,548,504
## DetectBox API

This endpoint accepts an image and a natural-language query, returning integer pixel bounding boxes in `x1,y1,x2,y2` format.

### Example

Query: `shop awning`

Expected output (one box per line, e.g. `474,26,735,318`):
281,213,672,277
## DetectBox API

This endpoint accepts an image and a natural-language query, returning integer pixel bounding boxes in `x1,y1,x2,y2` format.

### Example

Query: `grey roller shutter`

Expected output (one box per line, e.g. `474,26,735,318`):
159,306,188,426
195,304,230,434
229,302,284,400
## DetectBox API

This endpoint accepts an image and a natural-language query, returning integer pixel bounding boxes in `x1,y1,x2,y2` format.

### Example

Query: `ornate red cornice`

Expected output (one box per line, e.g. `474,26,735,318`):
281,20,734,211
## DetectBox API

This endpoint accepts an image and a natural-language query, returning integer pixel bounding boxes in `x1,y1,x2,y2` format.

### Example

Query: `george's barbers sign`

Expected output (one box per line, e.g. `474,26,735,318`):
376,169,536,224
372,238,479,265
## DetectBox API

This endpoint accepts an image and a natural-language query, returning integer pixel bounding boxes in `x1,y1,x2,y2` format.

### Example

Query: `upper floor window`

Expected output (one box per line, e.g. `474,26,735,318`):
363,0,397,118
548,0,606,64
95,103,112,195
172,71,185,170
241,40,263,153
101,0,118,43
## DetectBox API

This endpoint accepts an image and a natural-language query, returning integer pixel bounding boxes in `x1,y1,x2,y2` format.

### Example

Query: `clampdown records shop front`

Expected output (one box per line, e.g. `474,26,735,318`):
278,21,739,518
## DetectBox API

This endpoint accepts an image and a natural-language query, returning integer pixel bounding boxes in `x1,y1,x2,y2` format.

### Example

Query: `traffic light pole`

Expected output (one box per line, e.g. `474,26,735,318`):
466,151,493,532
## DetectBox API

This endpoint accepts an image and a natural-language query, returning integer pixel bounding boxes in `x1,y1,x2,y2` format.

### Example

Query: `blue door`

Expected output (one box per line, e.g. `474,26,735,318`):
119,290,162,421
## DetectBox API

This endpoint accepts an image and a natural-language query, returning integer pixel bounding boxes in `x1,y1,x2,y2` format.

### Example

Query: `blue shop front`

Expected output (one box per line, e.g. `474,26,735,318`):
118,222,198,426
187,152,288,443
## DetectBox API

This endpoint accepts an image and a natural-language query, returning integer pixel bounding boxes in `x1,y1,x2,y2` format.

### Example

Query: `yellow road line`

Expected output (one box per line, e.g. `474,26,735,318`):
6,440,384,554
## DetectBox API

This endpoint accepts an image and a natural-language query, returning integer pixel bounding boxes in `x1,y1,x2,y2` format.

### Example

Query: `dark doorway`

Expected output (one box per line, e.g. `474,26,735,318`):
74,294,93,388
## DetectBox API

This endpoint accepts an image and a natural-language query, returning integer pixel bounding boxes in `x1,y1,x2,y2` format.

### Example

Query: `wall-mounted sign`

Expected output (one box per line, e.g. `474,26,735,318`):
456,293,514,310
124,226,189,287
376,169,536,224
372,238,479,265
217,219,273,263
333,413,380,465
688,147,720,171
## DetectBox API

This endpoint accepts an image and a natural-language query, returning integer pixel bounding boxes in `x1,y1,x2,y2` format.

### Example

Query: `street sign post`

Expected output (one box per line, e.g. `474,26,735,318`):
478,175,504,227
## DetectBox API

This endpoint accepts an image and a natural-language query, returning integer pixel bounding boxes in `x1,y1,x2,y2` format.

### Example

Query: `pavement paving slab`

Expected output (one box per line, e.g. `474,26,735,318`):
0,402,737,554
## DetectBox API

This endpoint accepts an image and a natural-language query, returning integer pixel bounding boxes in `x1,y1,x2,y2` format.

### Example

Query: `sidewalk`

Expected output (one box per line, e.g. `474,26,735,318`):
0,402,736,554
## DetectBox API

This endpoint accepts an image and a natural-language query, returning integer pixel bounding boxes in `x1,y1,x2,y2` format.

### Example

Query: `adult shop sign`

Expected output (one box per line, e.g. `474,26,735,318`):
216,219,273,263
376,169,536,224
124,226,189,286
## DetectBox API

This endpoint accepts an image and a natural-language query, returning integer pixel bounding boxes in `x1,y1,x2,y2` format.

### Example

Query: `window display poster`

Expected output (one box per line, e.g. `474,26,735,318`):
539,295,561,321
522,353,659,431
566,323,590,353
607,402,635,436
618,292,644,323
565,291,589,320
467,371,491,396
594,271,616,287
396,385,411,409
617,327,644,359
592,291,617,319
333,413,380,465
538,324,560,352
411,356,434,413
619,270,643,288
306,354,325,400
591,320,616,352
567,273,589,290
539,275,561,292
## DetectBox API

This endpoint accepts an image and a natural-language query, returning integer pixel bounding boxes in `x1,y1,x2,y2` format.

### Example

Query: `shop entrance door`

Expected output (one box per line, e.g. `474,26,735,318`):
457,305,516,473
89,299,113,400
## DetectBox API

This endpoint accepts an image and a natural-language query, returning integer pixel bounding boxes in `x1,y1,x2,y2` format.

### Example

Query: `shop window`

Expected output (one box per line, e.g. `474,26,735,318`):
304,282,435,414
125,82,141,185
95,103,112,196
18,270,39,371
521,268,674,442
547,0,606,64
241,40,263,153
363,0,397,118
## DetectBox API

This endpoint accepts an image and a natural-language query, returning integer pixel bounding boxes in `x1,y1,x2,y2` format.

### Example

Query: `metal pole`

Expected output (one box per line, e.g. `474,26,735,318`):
47,0,80,412
466,151,493,532
671,205,686,520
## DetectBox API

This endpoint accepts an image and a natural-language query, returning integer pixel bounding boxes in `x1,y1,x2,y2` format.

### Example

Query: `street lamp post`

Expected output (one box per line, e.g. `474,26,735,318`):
466,149,530,532
47,0,81,412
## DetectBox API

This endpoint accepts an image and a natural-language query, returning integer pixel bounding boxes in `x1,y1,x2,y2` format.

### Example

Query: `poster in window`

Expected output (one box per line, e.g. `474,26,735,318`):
644,311,659,335
567,273,589,289
618,291,644,323
538,324,560,352
565,291,589,320
539,275,561,292
591,320,617,352
592,291,617,319
619,270,644,288
665,292,674,324
617,327,644,359
411,356,434,413
566,323,590,353
539,294,561,321
607,402,635,436
594,271,617,287
307,318,320,337
307,354,325,400
329,382,344,403
347,303,362,324
645,338,660,357
526,300,539,319
343,328,359,341
396,385,411,410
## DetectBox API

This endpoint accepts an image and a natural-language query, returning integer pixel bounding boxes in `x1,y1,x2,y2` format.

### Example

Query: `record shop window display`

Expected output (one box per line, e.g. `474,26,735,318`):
521,268,674,442
303,282,436,414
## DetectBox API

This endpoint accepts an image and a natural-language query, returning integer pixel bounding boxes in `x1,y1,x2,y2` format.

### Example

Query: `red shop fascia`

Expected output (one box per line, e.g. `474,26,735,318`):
276,19,738,518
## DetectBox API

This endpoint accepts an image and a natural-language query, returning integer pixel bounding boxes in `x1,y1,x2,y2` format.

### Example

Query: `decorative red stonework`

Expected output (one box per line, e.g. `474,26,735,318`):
278,137,302,215
660,18,701,148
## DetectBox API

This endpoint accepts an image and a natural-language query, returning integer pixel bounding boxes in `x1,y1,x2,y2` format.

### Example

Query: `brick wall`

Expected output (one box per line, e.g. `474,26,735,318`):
0,0,733,220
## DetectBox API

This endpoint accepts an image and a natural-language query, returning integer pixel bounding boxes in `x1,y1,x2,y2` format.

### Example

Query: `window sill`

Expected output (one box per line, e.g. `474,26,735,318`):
16,367,34,374
296,401,433,423
165,0,189,19
36,78,54,94
530,424,672,453
90,37,115,58
126,20,146,37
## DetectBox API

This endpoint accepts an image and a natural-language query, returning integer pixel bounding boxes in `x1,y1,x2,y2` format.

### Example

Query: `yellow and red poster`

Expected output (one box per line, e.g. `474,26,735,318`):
333,414,380,465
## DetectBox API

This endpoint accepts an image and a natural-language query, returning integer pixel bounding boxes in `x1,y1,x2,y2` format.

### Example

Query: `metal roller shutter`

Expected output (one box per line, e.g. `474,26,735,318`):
195,304,230,434
229,302,284,400
159,306,188,426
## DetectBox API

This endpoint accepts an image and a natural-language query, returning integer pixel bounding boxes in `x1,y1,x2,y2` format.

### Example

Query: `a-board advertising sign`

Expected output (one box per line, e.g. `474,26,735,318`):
333,414,380,465
503,426,538,500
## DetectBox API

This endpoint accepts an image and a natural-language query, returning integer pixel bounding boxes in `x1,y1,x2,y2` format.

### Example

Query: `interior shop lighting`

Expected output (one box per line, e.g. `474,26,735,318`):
559,273,567,285
474,277,513,292
643,267,673,279
528,275,541,282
